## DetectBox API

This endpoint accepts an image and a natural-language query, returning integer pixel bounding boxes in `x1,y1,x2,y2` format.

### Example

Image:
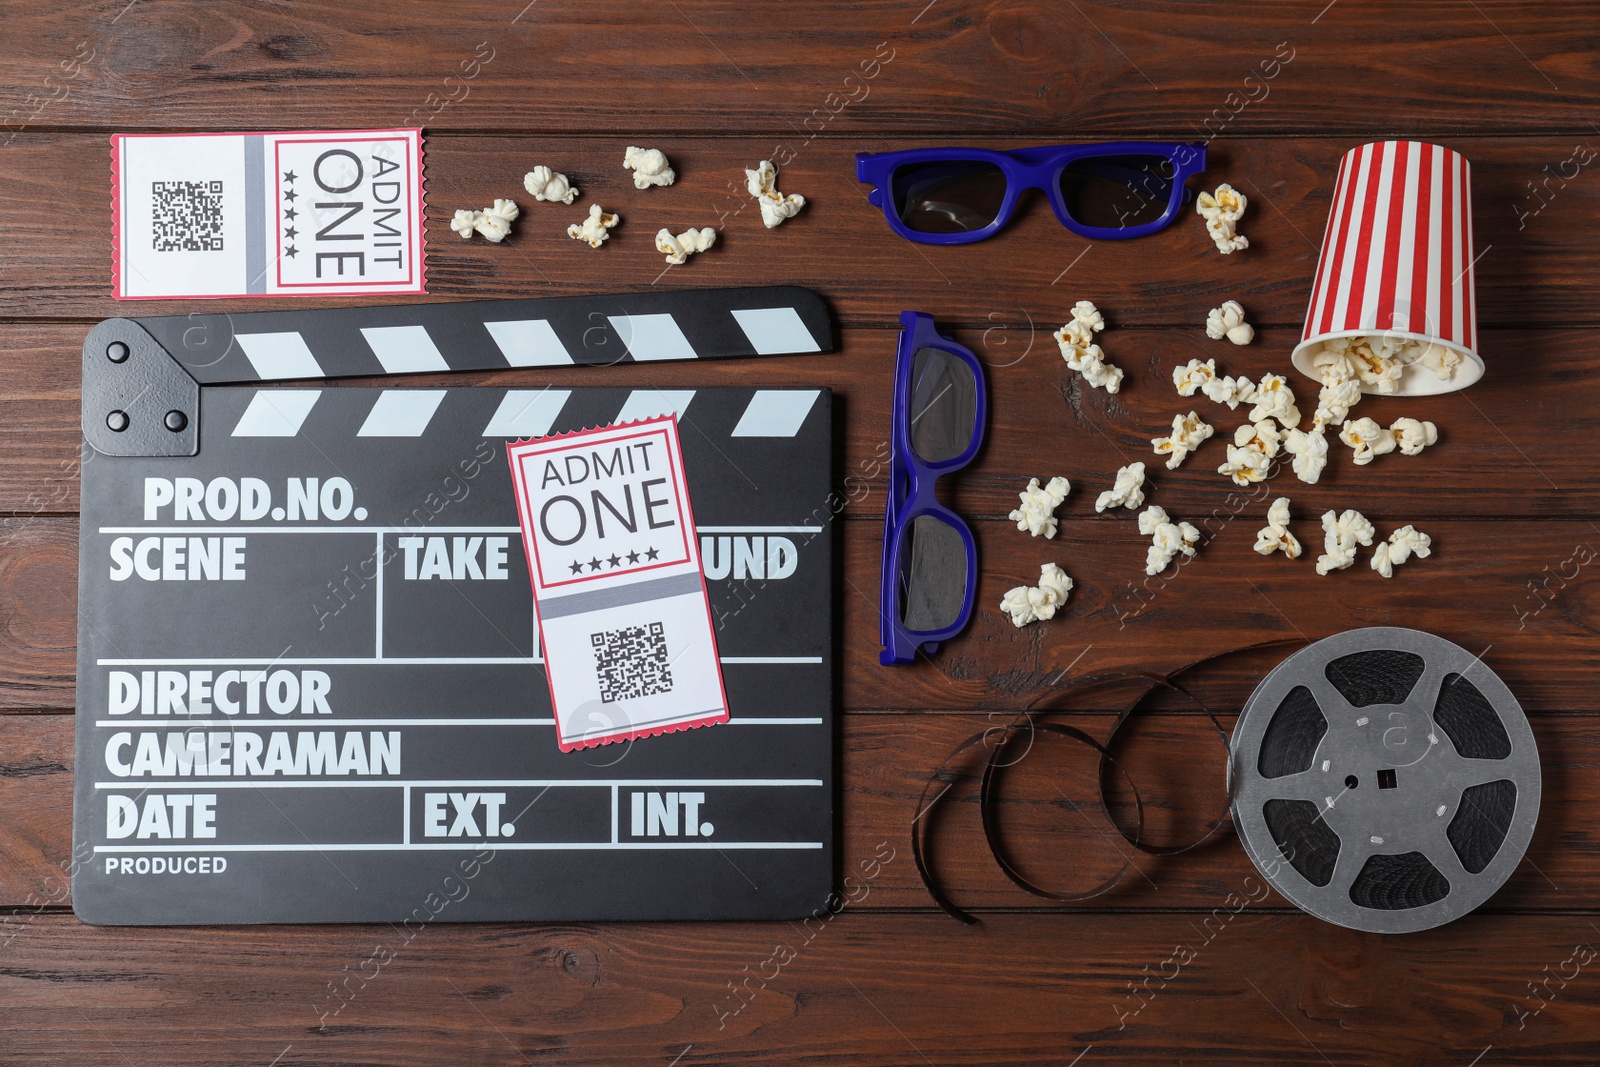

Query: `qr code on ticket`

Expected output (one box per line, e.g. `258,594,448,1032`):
591,622,674,703
150,180,224,252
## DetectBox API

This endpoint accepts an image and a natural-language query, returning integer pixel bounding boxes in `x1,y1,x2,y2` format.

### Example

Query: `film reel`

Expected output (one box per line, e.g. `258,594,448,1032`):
1231,628,1540,933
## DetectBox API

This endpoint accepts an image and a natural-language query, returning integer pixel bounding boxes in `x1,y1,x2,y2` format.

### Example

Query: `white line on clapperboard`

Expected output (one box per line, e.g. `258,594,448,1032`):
96,523,826,663
96,526,824,534
94,717,823,727
92,842,824,854
95,657,821,665
93,523,828,854
94,778,824,789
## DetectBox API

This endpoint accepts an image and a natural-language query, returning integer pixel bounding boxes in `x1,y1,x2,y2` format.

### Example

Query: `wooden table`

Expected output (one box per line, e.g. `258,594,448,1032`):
3,2,1598,1063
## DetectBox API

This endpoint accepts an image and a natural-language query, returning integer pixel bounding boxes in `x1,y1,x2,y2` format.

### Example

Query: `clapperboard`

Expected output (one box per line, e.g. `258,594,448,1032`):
73,286,836,924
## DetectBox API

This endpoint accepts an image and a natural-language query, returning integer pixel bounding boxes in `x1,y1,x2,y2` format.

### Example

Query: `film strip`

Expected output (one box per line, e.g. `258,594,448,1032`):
915,629,1541,934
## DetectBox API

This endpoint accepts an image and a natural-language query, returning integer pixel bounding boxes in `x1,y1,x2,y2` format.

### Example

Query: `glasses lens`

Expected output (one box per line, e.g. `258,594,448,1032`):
1058,153,1176,229
891,160,1007,233
908,346,978,463
897,513,969,633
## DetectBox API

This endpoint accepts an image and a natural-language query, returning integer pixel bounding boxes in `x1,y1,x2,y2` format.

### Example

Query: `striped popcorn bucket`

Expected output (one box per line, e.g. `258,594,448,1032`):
1291,141,1483,395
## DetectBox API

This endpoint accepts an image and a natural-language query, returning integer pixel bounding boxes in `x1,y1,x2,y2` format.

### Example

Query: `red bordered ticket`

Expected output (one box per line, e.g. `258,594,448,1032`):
507,416,729,751
112,127,426,299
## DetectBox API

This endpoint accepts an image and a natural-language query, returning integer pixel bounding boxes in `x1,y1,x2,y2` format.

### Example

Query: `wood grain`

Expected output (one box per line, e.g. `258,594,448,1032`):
11,513,1600,712
0,1,1594,136
2,134,1598,327
3,710,1594,915
6,321,1600,519
5,0,1599,1062
1,912,1598,1066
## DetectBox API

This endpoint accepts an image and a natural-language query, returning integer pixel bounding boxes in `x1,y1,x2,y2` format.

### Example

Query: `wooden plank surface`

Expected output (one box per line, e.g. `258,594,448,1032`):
0,1,1594,135
8,322,1599,517
5,710,1599,915
4,0,1596,1063
10,513,1598,710
3,913,1600,1066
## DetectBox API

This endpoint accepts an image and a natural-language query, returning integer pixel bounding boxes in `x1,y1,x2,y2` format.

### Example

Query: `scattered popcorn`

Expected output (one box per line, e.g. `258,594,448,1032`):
1196,183,1248,254
1316,508,1374,575
1372,525,1432,578
1205,300,1254,345
476,198,519,242
1202,374,1258,410
1070,299,1105,334
1176,355,1265,408
655,226,717,265
999,562,1074,627
1139,505,1202,576
1174,358,1217,397
624,146,676,189
1238,420,1282,458
1339,417,1397,465
1218,420,1281,486
1095,462,1147,513
1065,345,1123,392
523,166,580,205
1034,563,1074,613
567,204,620,247
745,160,806,228
1054,314,1124,393
449,200,519,242
1317,542,1357,575
998,586,1037,628
1253,497,1301,559
1390,417,1439,456
1137,505,1170,536
1283,428,1329,485
1248,374,1301,429
1008,476,1071,538
1313,378,1362,432
1151,411,1214,470
450,209,481,240
1331,508,1382,547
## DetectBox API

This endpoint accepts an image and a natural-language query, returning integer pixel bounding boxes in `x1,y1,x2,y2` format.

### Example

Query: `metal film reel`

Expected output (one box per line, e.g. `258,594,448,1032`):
1231,628,1541,933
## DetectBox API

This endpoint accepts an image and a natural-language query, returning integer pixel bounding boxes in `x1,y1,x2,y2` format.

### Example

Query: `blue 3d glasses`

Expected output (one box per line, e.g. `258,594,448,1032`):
856,141,1207,244
880,312,987,666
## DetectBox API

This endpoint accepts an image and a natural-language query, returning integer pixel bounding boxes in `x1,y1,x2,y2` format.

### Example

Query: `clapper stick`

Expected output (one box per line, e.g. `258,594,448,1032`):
81,285,833,458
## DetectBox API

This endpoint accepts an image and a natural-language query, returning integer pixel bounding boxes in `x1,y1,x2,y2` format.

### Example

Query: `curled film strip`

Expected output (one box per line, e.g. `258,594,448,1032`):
914,628,1540,933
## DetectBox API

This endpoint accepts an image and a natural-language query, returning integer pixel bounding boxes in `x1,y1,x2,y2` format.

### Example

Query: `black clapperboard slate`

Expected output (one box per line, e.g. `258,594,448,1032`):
73,287,836,924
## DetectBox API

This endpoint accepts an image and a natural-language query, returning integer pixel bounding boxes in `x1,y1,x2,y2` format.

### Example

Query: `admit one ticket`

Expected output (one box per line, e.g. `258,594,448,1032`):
507,416,728,751
112,127,425,299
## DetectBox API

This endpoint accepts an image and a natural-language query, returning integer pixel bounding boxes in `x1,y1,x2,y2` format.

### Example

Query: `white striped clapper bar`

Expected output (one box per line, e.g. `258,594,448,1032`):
81,286,834,459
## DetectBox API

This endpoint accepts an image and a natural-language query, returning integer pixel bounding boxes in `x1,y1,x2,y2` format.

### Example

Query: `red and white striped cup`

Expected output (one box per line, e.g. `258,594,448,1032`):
1291,141,1482,395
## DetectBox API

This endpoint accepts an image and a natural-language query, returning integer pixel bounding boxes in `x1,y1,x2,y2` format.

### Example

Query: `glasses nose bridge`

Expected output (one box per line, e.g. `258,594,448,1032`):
901,458,949,514
1006,157,1060,198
